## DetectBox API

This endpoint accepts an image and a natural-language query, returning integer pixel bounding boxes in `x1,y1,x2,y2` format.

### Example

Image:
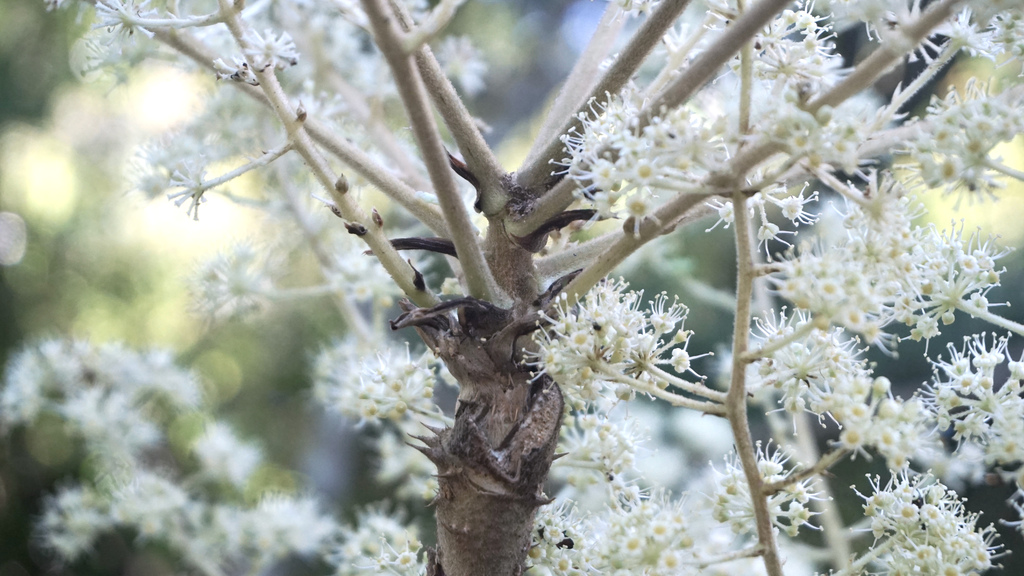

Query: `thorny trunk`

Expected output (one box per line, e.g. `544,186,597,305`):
391,177,575,576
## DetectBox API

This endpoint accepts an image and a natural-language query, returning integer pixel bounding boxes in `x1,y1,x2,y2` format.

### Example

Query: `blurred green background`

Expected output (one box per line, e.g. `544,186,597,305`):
2,1,1024,575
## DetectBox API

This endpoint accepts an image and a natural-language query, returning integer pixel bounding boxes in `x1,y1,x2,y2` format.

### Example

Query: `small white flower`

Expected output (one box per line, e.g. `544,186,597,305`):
242,28,300,72
193,422,262,488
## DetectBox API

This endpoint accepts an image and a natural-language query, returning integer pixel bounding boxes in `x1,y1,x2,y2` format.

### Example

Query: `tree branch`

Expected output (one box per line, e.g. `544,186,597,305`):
151,27,452,238
641,0,790,127
217,0,438,308
806,0,963,113
534,229,620,281
517,0,696,192
516,0,788,236
363,0,500,301
559,193,705,305
526,3,624,167
727,189,783,576
391,1,509,217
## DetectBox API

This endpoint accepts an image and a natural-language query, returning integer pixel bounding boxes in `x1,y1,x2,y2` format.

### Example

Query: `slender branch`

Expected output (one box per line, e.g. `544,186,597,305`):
684,544,764,568
832,538,895,576
727,189,784,576
197,142,293,192
761,446,850,495
391,1,509,217
526,3,625,168
811,167,872,208
400,0,464,52
641,0,791,127
534,229,620,281
362,0,497,301
786,415,851,569
150,27,451,237
279,8,433,193
645,365,727,403
217,0,437,308
279,180,374,340
597,366,726,415
305,121,451,235
320,71,432,191
873,39,960,129
737,0,753,137
517,0,697,191
806,0,963,113
956,303,1024,337
645,13,713,96
985,158,1024,182
96,0,224,29
741,319,819,363
560,194,705,304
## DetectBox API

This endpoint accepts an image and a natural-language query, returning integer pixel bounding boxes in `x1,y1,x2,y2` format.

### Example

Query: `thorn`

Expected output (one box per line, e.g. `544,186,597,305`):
551,452,568,461
389,237,457,257
446,150,483,213
410,259,426,292
511,209,598,253
295,101,307,122
409,434,439,448
420,422,447,436
407,441,443,464
372,208,384,228
446,150,479,189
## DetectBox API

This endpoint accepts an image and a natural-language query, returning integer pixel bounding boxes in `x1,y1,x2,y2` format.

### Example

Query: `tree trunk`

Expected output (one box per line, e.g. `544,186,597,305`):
393,291,566,576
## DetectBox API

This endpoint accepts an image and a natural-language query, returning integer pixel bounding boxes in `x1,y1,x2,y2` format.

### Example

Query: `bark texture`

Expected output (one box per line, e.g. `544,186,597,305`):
393,289,568,576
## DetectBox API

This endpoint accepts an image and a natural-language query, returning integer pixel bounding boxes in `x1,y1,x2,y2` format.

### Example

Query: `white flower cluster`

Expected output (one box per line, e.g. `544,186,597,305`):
904,80,1024,198
992,11,1024,73
334,506,424,576
773,171,1008,344
924,335,1024,500
747,7,845,90
556,412,647,489
2,339,340,570
532,279,705,410
436,36,487,98
752,91,869,174
532,490,701,576
529,500,597,575
561,89,726,230
192,241,277,319
1,339,200,463
167,159,210,218
313,338,445,425
242,28,301,71
94,0,159,40
42,476,339,569
751,312,933,469
854,471,997,574
712,444,820,538
193,421,263,489
312,333,449,504
532,486,788,576
706,184,819,252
